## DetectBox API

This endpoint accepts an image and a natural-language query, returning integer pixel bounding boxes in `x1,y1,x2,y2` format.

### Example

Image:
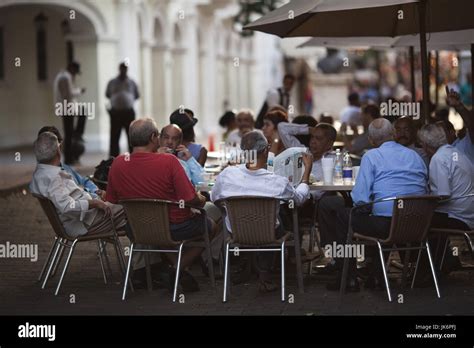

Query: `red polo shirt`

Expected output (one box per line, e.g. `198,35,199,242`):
106,152,196,224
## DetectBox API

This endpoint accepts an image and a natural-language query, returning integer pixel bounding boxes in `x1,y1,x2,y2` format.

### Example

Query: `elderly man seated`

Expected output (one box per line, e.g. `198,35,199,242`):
37,126,105,200
159,124,204,185
226,109,259,147
417,123,474,274
30,132,126,239
211,131,313,293
106,117,217,292
318,118,428,291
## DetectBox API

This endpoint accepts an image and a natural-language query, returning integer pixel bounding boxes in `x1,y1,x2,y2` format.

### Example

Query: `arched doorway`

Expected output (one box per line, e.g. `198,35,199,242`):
0,1,102,150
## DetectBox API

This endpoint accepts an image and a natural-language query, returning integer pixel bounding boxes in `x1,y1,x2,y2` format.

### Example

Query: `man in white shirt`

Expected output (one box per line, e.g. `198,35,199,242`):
53,61,86,165
106,63,140,157
339,92,361,136
226,109,259,147
30,132,126,238
278,122,337,185
211,131,312,292
255,74,295,129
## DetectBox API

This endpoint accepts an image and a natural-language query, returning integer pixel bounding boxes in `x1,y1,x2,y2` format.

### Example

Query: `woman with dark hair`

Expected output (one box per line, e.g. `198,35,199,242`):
219,110,237,141
262,109,288,155
170,108,208,166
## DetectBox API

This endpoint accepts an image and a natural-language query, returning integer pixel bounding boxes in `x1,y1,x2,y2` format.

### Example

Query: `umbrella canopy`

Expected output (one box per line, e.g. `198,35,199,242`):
245,0,474,38
298,29,474,51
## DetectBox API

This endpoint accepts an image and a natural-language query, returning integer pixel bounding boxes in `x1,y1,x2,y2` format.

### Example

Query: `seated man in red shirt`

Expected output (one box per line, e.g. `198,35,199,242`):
106,117,214,292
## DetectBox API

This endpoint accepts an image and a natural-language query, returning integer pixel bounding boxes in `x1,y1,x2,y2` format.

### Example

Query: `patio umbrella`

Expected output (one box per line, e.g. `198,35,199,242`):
245,0,474,121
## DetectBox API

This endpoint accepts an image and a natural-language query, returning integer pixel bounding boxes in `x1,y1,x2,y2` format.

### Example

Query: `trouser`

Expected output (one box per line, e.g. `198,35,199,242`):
319,195,391,277
86,203,127,235
109,108,135,157
62,114,87,164
254,220,285,276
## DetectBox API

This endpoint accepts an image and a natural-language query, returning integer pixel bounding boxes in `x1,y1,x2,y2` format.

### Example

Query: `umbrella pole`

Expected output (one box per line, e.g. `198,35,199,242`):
471,44,474,109
418,0,430,124
409,46,416,102
435,51,439,108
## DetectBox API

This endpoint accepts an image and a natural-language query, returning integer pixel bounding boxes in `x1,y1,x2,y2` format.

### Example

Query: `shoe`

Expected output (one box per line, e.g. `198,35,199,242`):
179,270,200,292
316,262,342,276
364,275,385,291
326,277,360,292
258,279,279,293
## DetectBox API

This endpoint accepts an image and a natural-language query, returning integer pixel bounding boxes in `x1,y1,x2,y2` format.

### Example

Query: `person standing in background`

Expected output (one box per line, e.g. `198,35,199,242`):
106,62,140,158
256,74,295,129
53,61,86,165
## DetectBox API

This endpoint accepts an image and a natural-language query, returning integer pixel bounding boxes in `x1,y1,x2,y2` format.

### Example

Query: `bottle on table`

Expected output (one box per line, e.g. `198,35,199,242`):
343,151,353,185
333,149,343,185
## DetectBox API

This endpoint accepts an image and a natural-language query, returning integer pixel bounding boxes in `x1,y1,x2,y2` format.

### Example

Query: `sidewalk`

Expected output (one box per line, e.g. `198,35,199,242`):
0,193,474,315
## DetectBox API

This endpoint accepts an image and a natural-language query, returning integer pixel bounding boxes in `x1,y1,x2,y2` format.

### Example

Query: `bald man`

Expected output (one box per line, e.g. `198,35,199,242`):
159,124,204,185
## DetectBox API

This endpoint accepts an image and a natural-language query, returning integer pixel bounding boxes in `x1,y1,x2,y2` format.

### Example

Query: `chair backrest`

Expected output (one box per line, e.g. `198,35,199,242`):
32,193,70,240
384,195,440,245
119,199,178,247
219,196,280,246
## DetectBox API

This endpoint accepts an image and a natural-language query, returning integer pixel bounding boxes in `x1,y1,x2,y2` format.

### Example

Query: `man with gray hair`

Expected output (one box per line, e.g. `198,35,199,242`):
418,123,474,232
318,118,428,291
30,132,126,238
211,130,313,293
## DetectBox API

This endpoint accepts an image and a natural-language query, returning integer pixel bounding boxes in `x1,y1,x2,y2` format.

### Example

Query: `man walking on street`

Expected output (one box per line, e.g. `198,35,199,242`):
106,62,140,157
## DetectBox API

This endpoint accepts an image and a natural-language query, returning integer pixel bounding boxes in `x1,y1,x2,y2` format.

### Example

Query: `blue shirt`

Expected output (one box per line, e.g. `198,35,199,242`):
62,163,99,199
351,141,428,217
187,143,203,162
454,132,474,166
179,157,204,185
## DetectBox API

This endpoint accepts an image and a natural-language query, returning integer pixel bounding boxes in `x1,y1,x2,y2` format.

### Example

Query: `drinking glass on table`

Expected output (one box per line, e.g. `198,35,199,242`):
321,156,335,185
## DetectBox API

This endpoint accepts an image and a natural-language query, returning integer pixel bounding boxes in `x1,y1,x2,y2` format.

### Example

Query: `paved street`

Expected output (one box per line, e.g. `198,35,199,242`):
1,192,474,316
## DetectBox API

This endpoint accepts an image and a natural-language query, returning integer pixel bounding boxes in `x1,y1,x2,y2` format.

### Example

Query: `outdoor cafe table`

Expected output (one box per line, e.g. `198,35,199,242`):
196,182,355,193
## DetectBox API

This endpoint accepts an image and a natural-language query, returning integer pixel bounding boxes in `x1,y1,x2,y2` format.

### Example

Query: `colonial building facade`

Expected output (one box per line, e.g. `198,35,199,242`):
0,0,284,151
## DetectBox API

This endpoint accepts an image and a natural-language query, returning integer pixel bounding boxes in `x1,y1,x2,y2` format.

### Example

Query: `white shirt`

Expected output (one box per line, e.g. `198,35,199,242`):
266,87,290,109
106,76,139,110
53,70,82,104
454,132,474,167
429,144,474,229
225,129,263,147
211,164,310,232
30,164,98,237
340,105,361,126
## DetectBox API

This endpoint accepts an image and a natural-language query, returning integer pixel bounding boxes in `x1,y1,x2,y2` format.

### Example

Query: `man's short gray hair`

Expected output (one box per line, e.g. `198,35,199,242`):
129,117,159,147
418,123,447,151
34,132,60,164
241,131,268,154
368,118,394,146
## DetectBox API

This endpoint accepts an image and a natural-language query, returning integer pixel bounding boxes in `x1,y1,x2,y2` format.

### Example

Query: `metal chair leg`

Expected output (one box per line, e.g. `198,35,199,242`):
97,240,108,285
223,242,230,303
411,245,423,289
38,237,58,282
42,239,63,289
51,242,66,277
122,244,134,300
281,241,286,302
426,241,441,298
55,240,78,296
439,237,450,272
101,241,114,278
377,242,392,302
173,243,184,302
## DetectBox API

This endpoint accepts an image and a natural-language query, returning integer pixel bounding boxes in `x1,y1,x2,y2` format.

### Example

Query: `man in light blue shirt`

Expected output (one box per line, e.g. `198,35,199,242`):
159,124,204,185
319,118,428,291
